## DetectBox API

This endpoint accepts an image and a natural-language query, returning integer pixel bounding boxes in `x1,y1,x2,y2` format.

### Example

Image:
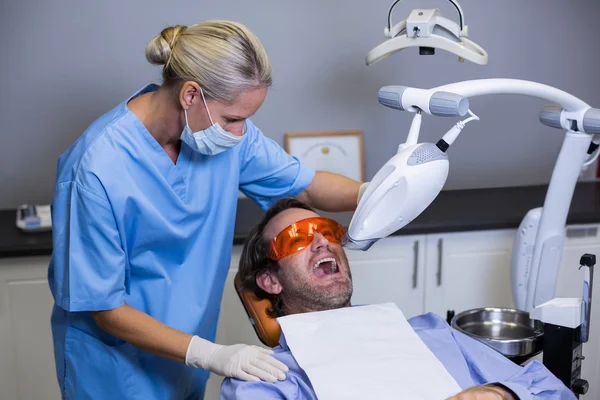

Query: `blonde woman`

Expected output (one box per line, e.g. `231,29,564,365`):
48,21,361,399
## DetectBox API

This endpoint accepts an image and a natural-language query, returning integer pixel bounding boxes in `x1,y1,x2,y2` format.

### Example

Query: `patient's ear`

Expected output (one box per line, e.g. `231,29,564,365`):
256,272,283,295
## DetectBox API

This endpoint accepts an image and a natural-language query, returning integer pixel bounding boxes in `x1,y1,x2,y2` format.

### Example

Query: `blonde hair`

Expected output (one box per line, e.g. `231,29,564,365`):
145,21,272,102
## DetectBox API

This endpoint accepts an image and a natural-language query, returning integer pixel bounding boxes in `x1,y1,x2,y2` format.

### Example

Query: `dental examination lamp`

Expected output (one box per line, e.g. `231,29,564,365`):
366,0,488,65
343,79,600,315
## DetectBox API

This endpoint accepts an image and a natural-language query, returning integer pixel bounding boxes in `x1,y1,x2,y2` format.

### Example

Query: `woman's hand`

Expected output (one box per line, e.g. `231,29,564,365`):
185,336,289,382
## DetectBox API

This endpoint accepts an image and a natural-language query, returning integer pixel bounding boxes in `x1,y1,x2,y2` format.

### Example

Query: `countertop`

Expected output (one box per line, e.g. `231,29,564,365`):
2,182,600,259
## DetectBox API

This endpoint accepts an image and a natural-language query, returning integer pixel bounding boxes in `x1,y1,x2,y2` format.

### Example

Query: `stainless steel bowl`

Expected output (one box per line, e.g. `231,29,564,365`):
451,307,544,359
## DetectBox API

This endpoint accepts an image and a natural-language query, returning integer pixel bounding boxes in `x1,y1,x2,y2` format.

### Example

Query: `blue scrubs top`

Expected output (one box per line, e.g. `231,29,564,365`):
48,84,315,399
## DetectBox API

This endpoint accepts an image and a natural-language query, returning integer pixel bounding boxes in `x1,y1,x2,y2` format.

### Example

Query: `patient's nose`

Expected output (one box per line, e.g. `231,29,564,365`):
310,232,330,250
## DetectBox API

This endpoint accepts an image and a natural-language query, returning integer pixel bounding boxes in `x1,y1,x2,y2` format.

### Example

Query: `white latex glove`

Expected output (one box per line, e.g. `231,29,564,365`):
185,335,289,382
357,182,369,205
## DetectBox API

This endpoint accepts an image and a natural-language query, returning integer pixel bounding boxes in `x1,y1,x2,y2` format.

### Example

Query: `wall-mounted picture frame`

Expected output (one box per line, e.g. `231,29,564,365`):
284,130,365,182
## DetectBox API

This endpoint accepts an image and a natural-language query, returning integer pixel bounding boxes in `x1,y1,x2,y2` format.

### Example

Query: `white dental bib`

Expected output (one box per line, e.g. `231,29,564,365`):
277,303,461,399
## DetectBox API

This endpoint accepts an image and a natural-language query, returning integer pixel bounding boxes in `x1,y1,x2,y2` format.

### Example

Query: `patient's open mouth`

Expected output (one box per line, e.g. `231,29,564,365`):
312,257,339,277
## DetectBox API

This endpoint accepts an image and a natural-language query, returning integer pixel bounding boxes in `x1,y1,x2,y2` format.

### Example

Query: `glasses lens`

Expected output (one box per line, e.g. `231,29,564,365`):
268,218,345,260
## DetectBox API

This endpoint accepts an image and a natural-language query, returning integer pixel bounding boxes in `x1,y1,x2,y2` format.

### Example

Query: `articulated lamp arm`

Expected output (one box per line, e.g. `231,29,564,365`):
346,79,599,311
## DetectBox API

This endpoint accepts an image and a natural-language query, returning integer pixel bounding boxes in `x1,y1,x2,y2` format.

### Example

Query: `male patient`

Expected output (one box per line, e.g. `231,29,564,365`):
221,198,573,400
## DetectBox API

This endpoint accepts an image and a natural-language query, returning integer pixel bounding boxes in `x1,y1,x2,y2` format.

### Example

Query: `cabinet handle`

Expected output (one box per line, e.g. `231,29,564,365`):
566,227,598,239
437,238,443,287
412,240,419,289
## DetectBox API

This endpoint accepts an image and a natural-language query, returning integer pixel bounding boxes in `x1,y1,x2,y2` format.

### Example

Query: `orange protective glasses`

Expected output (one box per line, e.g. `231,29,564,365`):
268,217,345,261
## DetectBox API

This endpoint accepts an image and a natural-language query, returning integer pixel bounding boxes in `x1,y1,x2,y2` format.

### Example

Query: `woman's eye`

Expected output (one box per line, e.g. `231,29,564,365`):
224,118,243,124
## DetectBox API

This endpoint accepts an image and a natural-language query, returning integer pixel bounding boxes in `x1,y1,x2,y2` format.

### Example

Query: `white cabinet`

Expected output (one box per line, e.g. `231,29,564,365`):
555,224,600,400
205,246,262,400
212,246,262,348
424,229,516,317
556,225,600,297
348,235,426,318
0,256,60,400
3,225,598,400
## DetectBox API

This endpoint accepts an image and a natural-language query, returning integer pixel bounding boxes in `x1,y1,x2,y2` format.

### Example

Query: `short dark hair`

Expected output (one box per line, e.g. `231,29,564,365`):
238,198,315,318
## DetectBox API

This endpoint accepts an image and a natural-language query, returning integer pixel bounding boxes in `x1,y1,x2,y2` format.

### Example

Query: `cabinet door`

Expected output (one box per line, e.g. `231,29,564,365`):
205,246,264,399
555,224,600,400
0,256,60,400
425,230,516,317
213,246,263,348
348,235,426,319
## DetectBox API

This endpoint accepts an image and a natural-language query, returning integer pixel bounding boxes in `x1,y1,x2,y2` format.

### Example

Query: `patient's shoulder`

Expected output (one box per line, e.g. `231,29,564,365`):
220,346,317,400
408,312,450,331
220,376,309,400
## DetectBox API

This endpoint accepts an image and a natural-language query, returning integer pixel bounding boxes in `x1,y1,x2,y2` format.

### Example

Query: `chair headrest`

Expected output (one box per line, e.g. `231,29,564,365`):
234,272,281,348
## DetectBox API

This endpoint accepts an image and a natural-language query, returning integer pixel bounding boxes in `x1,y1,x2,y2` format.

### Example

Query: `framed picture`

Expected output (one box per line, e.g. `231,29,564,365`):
285,130,365,182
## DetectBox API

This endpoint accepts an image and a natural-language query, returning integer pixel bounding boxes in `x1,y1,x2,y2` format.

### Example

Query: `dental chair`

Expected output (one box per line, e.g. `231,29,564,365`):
233,272,281,348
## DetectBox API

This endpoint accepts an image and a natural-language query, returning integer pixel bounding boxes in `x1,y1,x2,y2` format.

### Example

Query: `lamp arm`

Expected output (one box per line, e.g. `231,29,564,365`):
351,78,596,310
432,79,590,111
432,78,592,311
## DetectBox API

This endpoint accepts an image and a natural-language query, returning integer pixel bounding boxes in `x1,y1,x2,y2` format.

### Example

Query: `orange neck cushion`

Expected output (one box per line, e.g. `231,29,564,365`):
234,273,281,348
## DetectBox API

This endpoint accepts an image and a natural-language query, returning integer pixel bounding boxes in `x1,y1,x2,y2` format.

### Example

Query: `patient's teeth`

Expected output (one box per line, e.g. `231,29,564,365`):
313,257,336,271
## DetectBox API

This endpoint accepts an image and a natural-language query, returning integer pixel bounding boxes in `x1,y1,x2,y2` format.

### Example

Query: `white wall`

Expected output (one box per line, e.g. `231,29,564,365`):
2,0,600,207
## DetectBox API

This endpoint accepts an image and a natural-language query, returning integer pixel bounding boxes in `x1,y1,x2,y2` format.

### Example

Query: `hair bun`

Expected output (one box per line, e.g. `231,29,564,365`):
145,25,187,66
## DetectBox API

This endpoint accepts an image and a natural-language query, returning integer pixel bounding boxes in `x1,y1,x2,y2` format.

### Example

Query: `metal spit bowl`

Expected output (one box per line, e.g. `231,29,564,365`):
451,307,544,360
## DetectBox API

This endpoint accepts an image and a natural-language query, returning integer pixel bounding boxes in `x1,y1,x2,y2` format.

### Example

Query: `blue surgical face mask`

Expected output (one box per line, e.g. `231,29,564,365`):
180,88,244,155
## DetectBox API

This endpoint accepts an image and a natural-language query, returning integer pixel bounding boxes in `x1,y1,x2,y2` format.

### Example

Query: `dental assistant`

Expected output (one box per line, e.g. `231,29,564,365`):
48,20,361,399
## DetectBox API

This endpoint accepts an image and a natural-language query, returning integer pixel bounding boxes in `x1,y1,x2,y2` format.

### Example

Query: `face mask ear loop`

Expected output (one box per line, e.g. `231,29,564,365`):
183,109,190,129
199,87,215,125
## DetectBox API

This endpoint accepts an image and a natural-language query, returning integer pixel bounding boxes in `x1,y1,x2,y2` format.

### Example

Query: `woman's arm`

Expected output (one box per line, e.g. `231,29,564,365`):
92,303,191,362
91,303,288,382
296,171,362,212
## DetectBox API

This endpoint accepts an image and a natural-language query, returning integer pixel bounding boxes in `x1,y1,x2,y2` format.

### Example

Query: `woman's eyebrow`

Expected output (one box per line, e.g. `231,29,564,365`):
223,109,255,120
224,114,246,120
